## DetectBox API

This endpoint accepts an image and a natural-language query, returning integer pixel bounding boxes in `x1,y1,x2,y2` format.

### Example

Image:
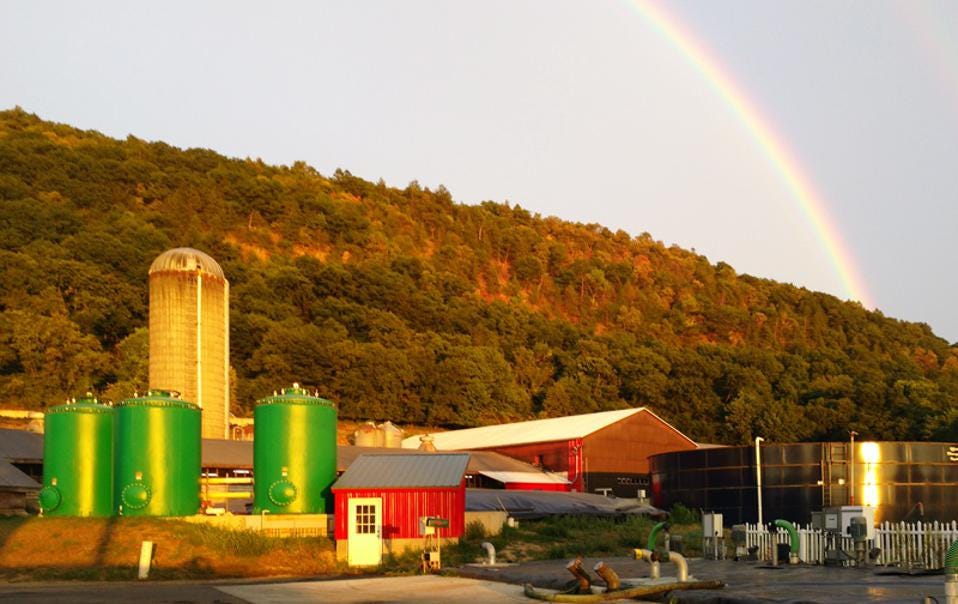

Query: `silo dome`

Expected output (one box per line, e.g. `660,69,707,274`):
149,248,225,280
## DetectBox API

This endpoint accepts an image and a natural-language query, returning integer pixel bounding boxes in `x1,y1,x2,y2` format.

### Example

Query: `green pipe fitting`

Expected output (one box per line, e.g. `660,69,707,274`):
774,519,800,554
647,521,670,551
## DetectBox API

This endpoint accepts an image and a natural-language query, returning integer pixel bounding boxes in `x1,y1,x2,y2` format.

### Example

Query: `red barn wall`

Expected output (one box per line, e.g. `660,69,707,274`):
582,410,696,474
332,484,465,540
505,482,570,492
484,441,570,472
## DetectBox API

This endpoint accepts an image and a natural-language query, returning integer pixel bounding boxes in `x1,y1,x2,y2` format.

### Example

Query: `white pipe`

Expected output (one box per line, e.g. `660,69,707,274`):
667,552,689,582
633,549,660,579
945,573,958,604
481,542,496,565
755,436,765,526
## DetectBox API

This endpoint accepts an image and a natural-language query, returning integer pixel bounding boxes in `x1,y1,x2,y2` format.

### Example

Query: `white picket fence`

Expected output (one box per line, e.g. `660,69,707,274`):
740,520,958,568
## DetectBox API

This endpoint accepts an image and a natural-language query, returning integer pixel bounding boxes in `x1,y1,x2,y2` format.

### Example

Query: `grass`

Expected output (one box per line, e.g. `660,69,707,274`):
0,507,704,580
0,516,341,581
380,513,703,574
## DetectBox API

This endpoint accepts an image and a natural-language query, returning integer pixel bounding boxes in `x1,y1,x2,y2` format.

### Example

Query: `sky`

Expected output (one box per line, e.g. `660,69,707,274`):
2,1,957,341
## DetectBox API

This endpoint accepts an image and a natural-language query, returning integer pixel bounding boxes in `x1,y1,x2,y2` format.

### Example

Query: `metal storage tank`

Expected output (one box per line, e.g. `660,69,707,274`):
114,390,201,516
650,441,958,525
149,247,230,439
38,395,114,517
254,384,337,514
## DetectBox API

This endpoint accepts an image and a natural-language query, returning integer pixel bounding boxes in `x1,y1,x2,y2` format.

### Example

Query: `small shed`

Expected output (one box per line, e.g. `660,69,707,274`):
332,453,469,566
0,460,39,515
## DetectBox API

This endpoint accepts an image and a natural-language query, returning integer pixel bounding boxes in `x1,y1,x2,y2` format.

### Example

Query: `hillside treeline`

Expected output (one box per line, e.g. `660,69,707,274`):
1,108,956,444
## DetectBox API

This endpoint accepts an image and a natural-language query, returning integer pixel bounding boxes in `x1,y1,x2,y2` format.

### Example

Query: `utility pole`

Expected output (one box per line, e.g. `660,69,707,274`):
755,436,764,525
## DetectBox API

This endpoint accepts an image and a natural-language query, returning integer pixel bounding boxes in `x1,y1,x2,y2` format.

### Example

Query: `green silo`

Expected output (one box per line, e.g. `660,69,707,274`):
254,384,337,514
39,395,114,517
114,390,201,516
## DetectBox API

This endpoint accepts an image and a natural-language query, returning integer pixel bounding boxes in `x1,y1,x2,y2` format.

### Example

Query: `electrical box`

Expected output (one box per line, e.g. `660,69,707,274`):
811,511,823,531
702,513,723,537
419,517,435,536
820,506,876,540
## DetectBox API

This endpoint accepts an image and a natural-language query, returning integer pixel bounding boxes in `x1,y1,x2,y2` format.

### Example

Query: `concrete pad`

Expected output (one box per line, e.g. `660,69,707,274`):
218,575,531,603
459,557,950,604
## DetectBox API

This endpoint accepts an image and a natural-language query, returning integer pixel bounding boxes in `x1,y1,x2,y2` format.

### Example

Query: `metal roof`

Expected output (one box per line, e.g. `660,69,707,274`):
0,429,42,462
477,471,569,485
333,453,470,489
0,430,552,476
0,460,39,490
149,247,225,280
401,408,675,451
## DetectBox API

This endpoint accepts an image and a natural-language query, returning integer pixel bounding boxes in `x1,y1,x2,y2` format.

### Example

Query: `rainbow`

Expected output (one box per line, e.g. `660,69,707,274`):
631,0,874,308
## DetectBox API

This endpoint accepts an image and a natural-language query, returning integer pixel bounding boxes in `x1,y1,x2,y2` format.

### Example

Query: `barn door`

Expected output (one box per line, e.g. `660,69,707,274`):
347,497,382,566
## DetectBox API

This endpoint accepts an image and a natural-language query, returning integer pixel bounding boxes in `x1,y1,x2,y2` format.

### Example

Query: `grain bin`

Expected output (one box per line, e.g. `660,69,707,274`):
380,421,404,448
353,422,380,447
149,248,230,439
39,395,114,517
114,390,201,516
254,384,337,514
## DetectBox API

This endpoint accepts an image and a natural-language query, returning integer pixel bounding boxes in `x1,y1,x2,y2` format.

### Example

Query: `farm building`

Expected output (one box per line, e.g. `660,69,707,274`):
0,460,38,515
402,408,697,497
332,453,469,565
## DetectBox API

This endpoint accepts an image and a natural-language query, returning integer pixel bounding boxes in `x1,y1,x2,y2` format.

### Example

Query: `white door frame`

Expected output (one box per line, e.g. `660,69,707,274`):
347,496,382,566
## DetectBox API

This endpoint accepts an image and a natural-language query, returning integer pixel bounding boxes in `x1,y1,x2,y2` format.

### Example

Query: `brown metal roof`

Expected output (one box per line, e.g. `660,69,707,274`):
333,453,470,489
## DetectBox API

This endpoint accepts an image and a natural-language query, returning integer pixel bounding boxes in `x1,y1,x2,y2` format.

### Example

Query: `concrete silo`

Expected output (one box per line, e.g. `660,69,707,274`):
149,248,230,439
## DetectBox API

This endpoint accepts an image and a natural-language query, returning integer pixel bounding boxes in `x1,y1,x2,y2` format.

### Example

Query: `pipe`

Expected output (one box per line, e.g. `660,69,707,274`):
755,437,764,526
631,549,660,579
946,539,958,604
849,431,858,505
947,539,958,575
774,519,800,564
566,558,591,593
593,561,621,591
667,551,689,582
647,521,669,552
481,541,496,565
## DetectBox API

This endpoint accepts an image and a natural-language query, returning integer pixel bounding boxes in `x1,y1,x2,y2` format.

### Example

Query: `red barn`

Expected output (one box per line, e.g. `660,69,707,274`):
402,408,697,498
332,453,469,566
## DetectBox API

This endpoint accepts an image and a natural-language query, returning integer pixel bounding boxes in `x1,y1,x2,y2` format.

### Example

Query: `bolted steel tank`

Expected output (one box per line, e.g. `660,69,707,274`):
254,384,337,514
39,394,114,517
114,390,201,516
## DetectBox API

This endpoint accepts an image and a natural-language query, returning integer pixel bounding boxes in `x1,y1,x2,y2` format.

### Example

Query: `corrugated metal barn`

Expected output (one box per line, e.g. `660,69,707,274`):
402,409,697,497
332,453,469,565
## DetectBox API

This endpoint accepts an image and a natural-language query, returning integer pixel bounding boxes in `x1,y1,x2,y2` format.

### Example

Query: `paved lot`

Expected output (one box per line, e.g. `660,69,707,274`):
0,580,251,603
460,557,949,603
219,575,531,603
0,560,948,603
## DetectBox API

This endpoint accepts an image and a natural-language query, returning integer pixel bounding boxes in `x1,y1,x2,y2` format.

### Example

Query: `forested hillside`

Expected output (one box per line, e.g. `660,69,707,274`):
1,108,955,444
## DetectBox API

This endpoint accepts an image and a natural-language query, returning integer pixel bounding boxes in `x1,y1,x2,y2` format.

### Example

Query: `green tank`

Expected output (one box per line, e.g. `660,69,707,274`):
39,395,114,517
114,390,201,516
254,384,337,514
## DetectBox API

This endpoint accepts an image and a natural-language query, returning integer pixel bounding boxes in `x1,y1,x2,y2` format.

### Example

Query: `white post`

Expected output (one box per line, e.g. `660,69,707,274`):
137,541,154,580
755,437,765,526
